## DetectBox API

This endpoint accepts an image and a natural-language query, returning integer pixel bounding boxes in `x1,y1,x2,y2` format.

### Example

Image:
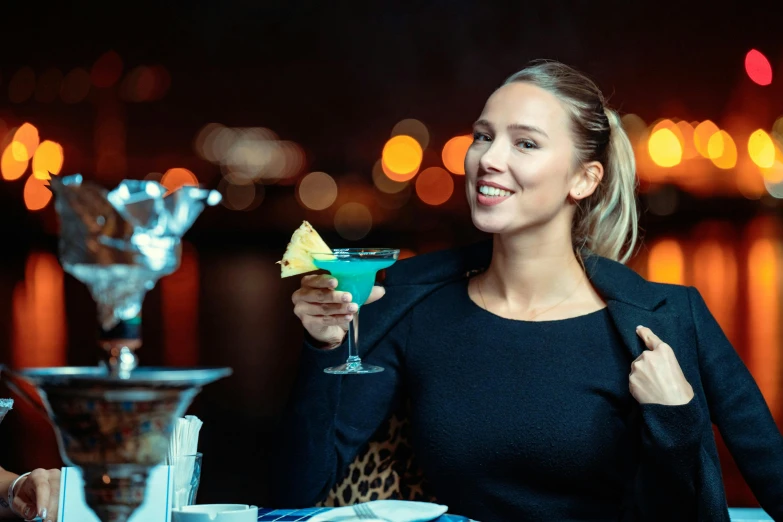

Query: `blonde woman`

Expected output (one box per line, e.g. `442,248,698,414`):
277,61,783,521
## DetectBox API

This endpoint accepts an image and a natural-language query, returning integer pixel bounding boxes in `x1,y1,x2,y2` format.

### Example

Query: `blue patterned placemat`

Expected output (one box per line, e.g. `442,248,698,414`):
257,507,470,521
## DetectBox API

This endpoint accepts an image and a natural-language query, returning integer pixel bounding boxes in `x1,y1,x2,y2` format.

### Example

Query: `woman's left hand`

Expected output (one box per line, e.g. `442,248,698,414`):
13,468,60,522
630,326,694,406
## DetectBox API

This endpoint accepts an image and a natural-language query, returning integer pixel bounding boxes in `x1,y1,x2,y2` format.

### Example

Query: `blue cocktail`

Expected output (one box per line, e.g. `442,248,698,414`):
312,248,399,374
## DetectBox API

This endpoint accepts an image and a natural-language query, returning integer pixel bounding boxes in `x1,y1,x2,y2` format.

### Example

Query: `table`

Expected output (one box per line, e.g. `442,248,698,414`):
257,507,471,521
258,507,769,521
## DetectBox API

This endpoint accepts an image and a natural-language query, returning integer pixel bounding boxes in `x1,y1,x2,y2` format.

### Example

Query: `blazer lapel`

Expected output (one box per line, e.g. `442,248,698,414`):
606,300,681,361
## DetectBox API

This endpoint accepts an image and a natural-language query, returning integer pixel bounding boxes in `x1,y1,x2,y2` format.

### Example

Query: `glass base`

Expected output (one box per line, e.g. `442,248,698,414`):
324,362,384,375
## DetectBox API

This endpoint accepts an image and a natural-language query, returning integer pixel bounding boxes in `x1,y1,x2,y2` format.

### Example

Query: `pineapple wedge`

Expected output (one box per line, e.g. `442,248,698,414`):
277,221,333,278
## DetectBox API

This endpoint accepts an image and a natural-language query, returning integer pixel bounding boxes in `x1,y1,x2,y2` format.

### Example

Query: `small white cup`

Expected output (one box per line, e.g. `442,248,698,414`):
171,503,258,522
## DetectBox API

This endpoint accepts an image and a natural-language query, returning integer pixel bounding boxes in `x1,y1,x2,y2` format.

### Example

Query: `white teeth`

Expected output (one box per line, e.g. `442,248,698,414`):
478,185,512,197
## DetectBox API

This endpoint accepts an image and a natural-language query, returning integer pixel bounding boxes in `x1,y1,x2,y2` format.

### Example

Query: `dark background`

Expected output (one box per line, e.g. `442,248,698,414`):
0,0,781,511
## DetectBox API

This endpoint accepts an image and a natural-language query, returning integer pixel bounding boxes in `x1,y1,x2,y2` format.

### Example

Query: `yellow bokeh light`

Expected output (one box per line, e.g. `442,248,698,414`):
748,129,776,168
298,171,338,210
13,123,40,161
32,140,64,180
1,142,29,181
441,135,472,175
708,131,738,169
23,175,52,211
382,135,422,181
648,128,682,167
693,120,720,158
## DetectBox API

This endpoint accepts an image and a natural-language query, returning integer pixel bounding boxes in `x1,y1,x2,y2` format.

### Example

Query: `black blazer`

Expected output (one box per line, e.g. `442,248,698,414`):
362,241,783,521
277,240,783,520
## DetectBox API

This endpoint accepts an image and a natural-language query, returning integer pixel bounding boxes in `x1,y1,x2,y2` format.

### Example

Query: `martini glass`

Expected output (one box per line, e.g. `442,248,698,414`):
312,248,399,374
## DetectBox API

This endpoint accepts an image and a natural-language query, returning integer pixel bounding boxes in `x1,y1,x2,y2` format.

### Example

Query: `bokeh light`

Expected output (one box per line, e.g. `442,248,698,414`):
748,129,776,168
32,141,64,180
415,166,454,206
218,178,263,211
23,175,52,211
334,202,372,241
372,159,408,194
708,131,738,169
8,67,35,104
693,120,720,158
675,121,698,159
120,66,170,102
13,123,40,161
376,183,412,210
161,168,199,193
648,127,682,167
745,49,773,86
60,68,92,104
226,181,260,210
1,143,28,181
647,238,684,285
442,135,472,175
34,68,63,103
91,51,124,88
620,114,648,147
298,171,338,210
773,117,783,142
382,135,422,181
391,119,430,149
764,178,783,199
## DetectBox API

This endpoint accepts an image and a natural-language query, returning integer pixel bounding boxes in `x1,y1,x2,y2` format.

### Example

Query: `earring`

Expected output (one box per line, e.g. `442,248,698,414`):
576,192,581,196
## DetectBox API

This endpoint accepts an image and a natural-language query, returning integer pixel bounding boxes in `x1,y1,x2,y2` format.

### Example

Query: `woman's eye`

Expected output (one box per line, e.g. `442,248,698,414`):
517,140,537,149
473,132,491,142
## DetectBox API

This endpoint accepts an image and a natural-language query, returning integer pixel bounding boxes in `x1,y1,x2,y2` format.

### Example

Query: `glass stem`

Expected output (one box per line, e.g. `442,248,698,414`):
346,309,360,365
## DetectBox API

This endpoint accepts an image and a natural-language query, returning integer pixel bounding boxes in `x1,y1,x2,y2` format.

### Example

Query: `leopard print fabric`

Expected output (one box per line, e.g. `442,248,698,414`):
317,405,436,506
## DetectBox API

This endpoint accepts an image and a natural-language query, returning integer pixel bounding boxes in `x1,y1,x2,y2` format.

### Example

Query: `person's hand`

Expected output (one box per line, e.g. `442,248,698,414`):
630,326,694,406
292,274,385,349
12,468,60,522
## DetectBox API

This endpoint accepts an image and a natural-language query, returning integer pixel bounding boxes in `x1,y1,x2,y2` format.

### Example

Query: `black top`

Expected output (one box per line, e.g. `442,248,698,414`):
407,280,637,520
273,242,783,522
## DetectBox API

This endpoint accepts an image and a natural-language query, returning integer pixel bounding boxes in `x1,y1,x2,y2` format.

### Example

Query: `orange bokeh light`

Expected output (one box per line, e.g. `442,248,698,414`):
91,50,124,88
708,130,738,169
382,135,422,182
32,140,64,180
13,123,40,161
647,238,684,285
415,166,454,206
1,142,29,181
441,135,472,175
693,120,720,158
161,168,199,193
23,175,52,211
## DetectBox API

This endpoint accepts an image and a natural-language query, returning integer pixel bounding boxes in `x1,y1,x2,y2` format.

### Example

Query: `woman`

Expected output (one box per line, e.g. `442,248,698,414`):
0,467,60,521
276,61,783,521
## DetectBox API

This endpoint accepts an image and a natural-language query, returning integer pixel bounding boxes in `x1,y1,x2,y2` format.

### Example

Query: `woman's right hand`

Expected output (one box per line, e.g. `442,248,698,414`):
293,274,386,349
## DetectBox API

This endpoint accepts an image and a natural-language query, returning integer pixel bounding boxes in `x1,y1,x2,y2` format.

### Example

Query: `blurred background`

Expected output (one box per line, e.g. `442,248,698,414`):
0,0,781,510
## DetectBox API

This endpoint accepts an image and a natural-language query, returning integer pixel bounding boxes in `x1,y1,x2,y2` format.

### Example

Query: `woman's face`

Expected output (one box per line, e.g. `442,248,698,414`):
464,82,584,237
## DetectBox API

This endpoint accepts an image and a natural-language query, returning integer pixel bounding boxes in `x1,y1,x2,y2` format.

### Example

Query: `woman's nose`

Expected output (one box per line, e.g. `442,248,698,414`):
478,142,507,173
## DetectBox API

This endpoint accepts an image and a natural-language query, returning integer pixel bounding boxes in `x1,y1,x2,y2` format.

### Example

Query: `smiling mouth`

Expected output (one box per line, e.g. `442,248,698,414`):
477,185,514,198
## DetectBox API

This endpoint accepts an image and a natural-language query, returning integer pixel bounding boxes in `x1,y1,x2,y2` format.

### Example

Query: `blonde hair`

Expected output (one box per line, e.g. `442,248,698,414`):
505,61,639,263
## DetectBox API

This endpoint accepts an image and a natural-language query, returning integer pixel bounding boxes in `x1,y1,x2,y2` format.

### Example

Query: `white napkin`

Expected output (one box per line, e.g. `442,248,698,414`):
308,500,448,522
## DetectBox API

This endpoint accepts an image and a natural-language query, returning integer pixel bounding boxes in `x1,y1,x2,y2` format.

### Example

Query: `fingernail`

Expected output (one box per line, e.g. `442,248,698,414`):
342,293,352,303
348,304,358,312
329,279,338,287
636,325,644,331
40,507,48,519
24,507,33,518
